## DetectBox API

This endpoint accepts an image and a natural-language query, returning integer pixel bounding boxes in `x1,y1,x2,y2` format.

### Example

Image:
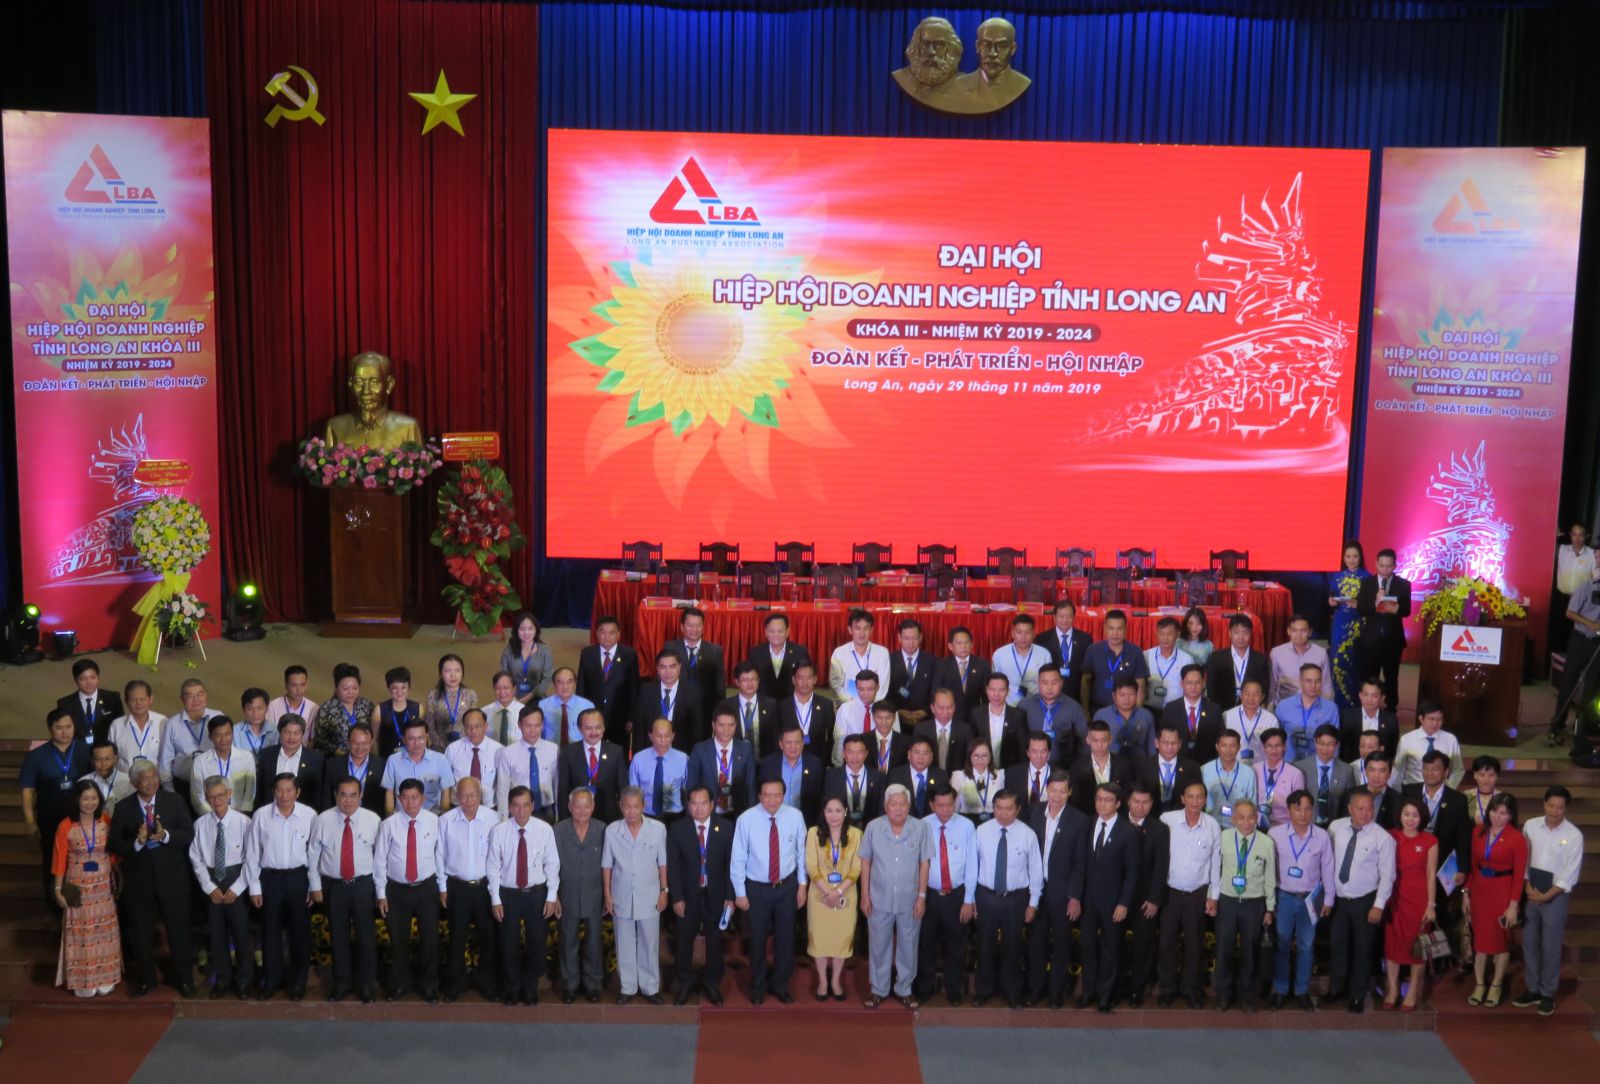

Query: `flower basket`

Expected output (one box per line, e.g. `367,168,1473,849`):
1417,576,1527,636
297,437,443,496
430,459,527,636
129,496,212,666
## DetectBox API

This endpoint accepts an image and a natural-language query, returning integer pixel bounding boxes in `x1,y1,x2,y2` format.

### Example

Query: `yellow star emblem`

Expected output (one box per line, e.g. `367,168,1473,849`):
409,70,476,137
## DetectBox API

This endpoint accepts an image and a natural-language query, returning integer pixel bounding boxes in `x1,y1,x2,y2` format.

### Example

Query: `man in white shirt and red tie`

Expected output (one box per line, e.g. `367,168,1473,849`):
309,775,381,1002
375,779,442,1002
437,776,502,1002
488,785,561,1004
916,783,977,1005
730,779,810,1004
445,709,503,810
246,773,316,1000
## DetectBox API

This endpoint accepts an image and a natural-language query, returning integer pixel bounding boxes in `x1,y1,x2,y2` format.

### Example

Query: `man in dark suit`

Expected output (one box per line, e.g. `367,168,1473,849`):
970,673,1027,769
1204,615,1271,712
664,606,725,734
1120,784,1170,1006
1159,664,1225,765
748,613,812,701
1340,679,1401,760
1135,724,1204,815
887,737,949,818
1007,732,1056,818
1037,602,1093,706
633,651,700,753
777,662,835,759
1404,750,1472,887
667,784,735,1005
557,708,627,819
715,663,779,757
110,761,197,996
863,703,912,774
686,709,758,817
887,618,938,725
1068,720,1133,815
58,658,124,745
1025,772,1089,1006
933,626,991,712
759,728,824,825
576,616,640,747
913,689,974,773
824,734,886,829
324,722,385,814
1356,549,1412,710
255,716,326,811
1079,782,1140,1012
1338,752,1401,830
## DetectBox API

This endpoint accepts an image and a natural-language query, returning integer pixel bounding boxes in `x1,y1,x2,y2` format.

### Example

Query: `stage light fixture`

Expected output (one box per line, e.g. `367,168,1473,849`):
224,581,266,642
52,630,79,657
3,602,45,664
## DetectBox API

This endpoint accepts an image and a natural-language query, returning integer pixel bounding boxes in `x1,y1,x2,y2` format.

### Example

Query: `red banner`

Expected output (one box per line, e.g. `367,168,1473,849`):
1359,147,1586,655
3,112,221,648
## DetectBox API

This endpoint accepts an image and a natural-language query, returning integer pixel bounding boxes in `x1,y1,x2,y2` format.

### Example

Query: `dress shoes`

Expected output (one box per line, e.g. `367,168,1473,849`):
704,988,723,1006
1097,1001,1113,1014
645,993,664,1006
234,984,249,1001
443,989,461,1004
209,985,228,1000
562,990,576,1005
1156,994,1175,1008
130,982,155,999
288,987,305,1002
327,987,349,1003
674,985,692,1007
1073,994,1092,1010
359,987,376,1004
617,993,634,1005
947,994,963,1007
1297,995,1315,1012
421,990,438,1004
750,992,765,1006
177,983,197,999
1021,996,1038,1008
1268,993,1285,1010
972,996,989,1007
1128,992,1143,1008
386,987,409,1002
502,992,520,1006
1219,996,1236,1012
1185,995,1203,1010
774,992,794,1005
1048,996,1064,1010
1240,1000,1257,1014
523,990,540,1005
1006,998,1021,1010
584,988,599,1004
256,985,274,1001
1347,999,1365,1014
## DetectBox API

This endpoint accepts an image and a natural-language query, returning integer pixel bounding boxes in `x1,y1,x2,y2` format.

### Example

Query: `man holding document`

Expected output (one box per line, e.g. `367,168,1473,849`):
1513,786,1585,1016
1268,789,1336,1010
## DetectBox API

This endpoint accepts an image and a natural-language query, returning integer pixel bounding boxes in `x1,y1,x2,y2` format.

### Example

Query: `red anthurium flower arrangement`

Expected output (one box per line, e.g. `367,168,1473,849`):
430,459,527,635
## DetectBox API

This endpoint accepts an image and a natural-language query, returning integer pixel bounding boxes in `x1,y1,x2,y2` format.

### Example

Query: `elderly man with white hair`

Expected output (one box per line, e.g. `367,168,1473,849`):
859,783,930,1008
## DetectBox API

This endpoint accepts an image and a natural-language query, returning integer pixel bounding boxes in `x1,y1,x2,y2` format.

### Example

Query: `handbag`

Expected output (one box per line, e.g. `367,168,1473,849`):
1413,920,1452,963
60,881,83,908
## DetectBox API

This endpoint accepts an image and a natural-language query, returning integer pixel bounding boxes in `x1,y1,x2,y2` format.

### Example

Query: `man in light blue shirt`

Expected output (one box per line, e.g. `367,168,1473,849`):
730,779,809,1004
972,790,1042,1006
1201,730,1258,823
382,719,458,813
1273,664,1340,762
628,718,689,819
916,784,978,1003
1020,664,1087,763
158,678,224,802
539,667,594,744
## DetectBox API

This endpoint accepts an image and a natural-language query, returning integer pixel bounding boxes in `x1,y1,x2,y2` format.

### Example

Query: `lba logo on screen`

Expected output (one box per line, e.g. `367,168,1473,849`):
60,144,164,217
649,157,760,225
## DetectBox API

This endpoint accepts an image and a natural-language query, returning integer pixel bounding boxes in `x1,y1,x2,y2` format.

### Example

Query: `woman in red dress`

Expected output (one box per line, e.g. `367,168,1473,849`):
1464,793,1527,1007
1382,796,1438,1010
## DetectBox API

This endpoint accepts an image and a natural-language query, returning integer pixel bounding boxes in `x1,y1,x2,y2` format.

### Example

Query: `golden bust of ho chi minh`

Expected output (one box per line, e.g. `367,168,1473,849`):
895,16,1032,116
323,351,422,451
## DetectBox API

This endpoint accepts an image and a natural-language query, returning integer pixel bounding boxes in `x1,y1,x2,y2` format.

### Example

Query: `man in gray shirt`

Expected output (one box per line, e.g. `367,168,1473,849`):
859,784,930,1008
553,787,606,1002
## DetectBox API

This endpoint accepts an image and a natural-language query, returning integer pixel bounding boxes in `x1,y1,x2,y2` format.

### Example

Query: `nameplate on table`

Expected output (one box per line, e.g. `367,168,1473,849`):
986,575,1013,588
723,598,756,611
813,599,842,611
939,601,974,613
1017,601,1046,615
875,570,910,585
599,569,630,582
642,596,678,609
441,432,501,461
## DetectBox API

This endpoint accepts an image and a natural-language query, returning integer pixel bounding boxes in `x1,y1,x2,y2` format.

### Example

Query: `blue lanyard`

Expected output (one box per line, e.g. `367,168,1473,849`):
351,758,370,788
1288,827,1312,864
1156,649,1179,683
341,702,360,729
85,818,97,857
519,653,532,680
241,726,264,756
795,697,813,738
390,706,411,743
52,744,75,779
444,689,463,727
130,720,155,757
1217,762,1240,802
1104,646,1125,689
1234,833,1255,888
1238,708,1262,746
1232,650,1249,688
1483,826,1505,863
1011,645,1036,688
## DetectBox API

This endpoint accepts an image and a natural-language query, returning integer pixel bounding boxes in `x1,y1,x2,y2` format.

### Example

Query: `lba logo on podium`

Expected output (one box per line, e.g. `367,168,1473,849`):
1440,624,1504,664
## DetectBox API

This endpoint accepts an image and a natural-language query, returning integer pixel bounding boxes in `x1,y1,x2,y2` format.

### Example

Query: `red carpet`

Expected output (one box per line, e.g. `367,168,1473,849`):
694,1011,922,1084
1,1002,172,1081
1438,1023,1599,1082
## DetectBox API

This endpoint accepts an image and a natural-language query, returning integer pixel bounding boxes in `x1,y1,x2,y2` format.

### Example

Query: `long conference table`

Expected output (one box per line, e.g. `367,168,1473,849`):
591,571,1294,650
619,601,1265,684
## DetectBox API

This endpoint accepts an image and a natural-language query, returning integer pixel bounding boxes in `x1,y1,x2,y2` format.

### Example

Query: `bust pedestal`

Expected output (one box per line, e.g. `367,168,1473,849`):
321,487,416,638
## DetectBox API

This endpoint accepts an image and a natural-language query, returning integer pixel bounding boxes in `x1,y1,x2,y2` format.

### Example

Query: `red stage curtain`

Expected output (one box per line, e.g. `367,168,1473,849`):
205,0,538,622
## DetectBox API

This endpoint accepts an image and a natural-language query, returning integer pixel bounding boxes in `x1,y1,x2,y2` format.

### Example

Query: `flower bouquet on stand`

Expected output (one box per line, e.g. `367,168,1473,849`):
129,496,212,665
430,460,527,637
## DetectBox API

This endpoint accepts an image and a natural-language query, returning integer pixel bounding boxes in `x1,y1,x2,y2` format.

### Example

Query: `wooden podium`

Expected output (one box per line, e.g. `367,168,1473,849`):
1417,616,1526,745
321,487,415,638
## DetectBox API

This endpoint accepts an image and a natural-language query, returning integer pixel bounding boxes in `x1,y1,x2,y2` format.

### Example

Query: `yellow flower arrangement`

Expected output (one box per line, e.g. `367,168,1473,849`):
1418,576,1526,635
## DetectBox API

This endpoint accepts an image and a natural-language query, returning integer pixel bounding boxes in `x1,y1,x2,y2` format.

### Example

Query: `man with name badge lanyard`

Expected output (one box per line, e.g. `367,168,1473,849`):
992,615,1048,707
1084,611,1149,713
829,610,892,704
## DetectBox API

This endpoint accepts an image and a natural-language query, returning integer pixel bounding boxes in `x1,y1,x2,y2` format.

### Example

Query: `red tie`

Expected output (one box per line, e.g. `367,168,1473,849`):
516,827,528,889
698,823,708,888
939,825,952,892
559,704,569,745
1032,770,1041,802
768,816,781,882
405,819,418,883
1188,705,1198,735
589,747,599,775
340,817,354,880
470,746,482,780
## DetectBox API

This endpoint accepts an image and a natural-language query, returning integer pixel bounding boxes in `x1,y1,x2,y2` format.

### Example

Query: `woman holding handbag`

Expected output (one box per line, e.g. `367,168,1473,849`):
1464,793,1527,1007
1382,795,1438,1011
52,779,121,997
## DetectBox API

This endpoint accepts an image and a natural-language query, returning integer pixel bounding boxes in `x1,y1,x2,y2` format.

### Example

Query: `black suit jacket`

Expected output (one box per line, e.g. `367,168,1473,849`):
911,718,974,773
1134,755,1204,815
1083,813,1141,912
1357,574,1413,648
665,638,726,730
968,703,1028,768
256,746,327,811
324,754,386,814
667,813,736,906
759,752,825,825
1029,802,1090,905
576,643,640,746
863,729,913,773
633,680,701,752
1203,650,1272,711
1131,815,1171,907
1339,707,1401,761
686,739,759,816
1037,627,1093,704
109,790,194,899
557,740,628,819
58,689,124,745
1066,751,1133,815
887,764,950,816
776,695,836,760
1403,783,1472,878
715,694,780,757
1159,698,1226,765
1338,785,1402,830
823,765,887,825
1006,760,1057,817
933,654,991,712
887,651,938,715
747,641,813,701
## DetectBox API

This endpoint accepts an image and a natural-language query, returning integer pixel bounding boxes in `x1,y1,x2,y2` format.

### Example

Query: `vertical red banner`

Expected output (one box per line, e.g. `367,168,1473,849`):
4,112,221,649
1360,147,1586,657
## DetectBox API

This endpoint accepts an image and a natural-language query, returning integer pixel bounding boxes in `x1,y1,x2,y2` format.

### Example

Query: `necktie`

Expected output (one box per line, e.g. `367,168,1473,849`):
939,825,952,892
743,701,756,744
661,689,672,719
1318,765,1330,815
849,772,862,813
405,819,418,883
602,649,613,677
994,826,1009,892
470,746,482,780
559,703,569,744
85,696,94,721
145,802,156,830
1095,821,1107,854
1339,828,1357,883
768,816,781,882
589,747,599,776
937,728,949,768
1425,735,1436,755
1187,704,1198,735
687,645,698,670
958,658,968,690
653,754,666,815
915,772,926,814
1161,762,1173,801
340,817,354,880
212,817,228,884
1031,770,1041,802
498,708,509,744
516,827,528,888
698,823,708,887
1266,769,1277,793
773,651,783,676
528,747,542,811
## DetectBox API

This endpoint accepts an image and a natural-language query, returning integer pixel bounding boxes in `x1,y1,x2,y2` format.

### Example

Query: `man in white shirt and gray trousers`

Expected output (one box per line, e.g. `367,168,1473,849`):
1513,785,1585,1015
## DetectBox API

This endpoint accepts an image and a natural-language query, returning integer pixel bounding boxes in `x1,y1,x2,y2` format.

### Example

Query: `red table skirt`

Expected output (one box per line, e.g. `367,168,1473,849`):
630,602,1263,684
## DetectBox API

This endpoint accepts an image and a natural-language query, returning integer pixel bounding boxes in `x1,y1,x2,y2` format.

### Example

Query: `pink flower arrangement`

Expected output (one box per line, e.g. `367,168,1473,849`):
297,437,443,496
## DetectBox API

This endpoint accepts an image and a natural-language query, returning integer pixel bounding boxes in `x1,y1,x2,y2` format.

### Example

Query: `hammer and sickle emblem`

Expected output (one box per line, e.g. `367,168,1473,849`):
263,66,325,128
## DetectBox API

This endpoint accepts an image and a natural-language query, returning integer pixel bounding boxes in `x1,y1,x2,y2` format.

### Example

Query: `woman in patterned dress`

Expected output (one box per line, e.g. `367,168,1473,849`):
312,662,378,757
1326,540,1370,709
52,779,121,997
